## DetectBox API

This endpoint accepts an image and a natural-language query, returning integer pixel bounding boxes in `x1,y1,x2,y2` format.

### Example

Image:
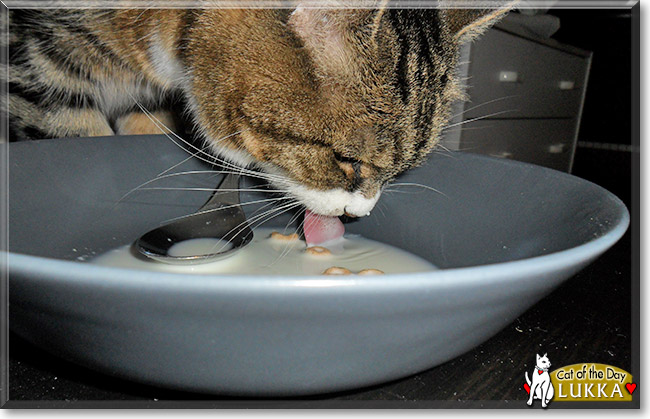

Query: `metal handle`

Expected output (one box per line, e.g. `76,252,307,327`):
200,173,242,211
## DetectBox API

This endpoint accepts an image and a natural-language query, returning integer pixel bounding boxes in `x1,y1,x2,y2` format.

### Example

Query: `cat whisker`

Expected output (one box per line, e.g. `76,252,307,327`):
158,152,204,178
287,206,307,230
116,169,281,204
127,94,289,185
156,131,242,178
376,200,387,219
383,189,417,194
242,202,303,259
265,207,307,267
442,124,497,134
133,30,156,45
134,186,292,194
429,150,458,160
385,182,448,198
450,95,521,120
443,109,519,131
209,200,301,255
159,196,294,225
168,199,298,257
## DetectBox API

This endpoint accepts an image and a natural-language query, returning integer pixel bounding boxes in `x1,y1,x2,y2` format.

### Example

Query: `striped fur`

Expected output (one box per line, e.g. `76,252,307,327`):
6,4,510,216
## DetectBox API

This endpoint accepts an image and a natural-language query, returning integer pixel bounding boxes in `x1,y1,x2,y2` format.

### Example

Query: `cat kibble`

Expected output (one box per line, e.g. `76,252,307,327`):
358,269,385,275
305,246,332,256
322,267,352,275
270,231,300,242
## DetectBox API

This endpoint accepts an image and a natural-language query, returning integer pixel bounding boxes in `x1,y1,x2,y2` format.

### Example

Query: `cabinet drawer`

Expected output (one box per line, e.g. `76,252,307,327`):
458,119,577,172
463,29,590,119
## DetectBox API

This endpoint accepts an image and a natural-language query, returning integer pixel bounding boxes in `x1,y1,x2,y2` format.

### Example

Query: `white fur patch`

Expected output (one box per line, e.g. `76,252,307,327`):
148,33,185,88
207,142,256,169
288,185,380,217
97,80,161,117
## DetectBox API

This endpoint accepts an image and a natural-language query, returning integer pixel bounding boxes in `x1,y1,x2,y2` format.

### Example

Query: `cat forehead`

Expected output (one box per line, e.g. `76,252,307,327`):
289,8,452,69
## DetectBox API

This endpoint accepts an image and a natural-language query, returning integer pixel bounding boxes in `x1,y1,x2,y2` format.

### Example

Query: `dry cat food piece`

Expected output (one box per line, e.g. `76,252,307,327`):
322,266,352,275
357,269,385,275
270,231,300,241
305,246,332,256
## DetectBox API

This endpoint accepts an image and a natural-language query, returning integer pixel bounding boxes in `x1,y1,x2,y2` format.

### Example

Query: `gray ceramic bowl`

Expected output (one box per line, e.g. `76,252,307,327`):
6,135,629,396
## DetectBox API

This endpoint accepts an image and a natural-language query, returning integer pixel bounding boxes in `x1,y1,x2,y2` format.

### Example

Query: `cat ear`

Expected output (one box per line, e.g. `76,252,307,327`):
289,1,383,77
288,1,380,45
536,353,541,360
442,0,517,43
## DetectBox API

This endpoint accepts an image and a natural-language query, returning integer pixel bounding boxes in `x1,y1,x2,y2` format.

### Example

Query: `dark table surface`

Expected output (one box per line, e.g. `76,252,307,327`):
6,146,637,408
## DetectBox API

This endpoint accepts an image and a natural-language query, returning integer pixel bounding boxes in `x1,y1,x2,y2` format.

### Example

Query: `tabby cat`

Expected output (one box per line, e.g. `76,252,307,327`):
6,1,512,217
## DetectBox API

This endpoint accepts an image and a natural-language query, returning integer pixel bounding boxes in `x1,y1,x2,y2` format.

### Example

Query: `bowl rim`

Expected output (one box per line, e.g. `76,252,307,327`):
5,191,629,294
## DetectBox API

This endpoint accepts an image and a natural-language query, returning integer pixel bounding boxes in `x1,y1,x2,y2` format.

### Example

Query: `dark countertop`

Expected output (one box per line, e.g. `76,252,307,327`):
6,146,637,408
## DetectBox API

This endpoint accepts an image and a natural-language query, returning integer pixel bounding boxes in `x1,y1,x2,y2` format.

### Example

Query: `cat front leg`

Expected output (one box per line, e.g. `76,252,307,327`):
8,96,115,140
543,380,554,407
540,383,548,408
526,383,537,406
547,381,555,403
114,110,177,136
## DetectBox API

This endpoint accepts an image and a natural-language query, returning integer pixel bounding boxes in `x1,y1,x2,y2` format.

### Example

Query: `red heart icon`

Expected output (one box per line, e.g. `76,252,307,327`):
538,370,543,375
524,383,531,394
625,383,637,395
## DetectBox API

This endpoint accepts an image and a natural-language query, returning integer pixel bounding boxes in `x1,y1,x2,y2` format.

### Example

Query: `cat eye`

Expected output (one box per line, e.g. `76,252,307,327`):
334,152,364,189
333,152,361,166
334,152,363,175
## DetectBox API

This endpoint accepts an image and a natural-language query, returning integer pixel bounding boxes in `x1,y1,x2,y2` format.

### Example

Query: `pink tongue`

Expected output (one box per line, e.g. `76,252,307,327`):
303,209,345,246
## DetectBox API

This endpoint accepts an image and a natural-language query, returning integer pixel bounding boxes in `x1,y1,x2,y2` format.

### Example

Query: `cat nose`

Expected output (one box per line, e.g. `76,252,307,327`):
343,210,361,218
342,190,381,218
343,206,371,218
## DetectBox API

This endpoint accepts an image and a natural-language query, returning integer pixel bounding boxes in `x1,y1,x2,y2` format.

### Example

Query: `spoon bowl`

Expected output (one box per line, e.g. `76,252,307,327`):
134,173,253,264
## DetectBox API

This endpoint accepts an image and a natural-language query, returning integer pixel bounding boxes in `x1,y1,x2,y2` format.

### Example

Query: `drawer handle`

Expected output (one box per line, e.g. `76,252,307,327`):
558,80,575,90
490,151,514,159
548,144,568,154
498,71,519,83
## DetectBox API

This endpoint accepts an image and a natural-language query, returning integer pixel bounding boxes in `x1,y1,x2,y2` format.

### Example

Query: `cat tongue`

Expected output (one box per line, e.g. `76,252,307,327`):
303,209,345,246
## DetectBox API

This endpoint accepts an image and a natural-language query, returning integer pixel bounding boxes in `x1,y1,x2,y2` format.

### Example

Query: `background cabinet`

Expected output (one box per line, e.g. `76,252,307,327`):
441,18,592,173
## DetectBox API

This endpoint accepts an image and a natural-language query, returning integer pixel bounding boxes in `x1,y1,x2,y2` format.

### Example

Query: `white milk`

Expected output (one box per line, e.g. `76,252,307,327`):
167,238,234,257
91,227,436,276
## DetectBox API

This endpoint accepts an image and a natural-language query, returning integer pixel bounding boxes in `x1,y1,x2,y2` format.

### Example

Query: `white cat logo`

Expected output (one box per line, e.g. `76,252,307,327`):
525,353,555,408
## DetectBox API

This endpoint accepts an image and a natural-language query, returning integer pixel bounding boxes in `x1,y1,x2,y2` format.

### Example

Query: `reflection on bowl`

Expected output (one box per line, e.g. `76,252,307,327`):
6,135,629,396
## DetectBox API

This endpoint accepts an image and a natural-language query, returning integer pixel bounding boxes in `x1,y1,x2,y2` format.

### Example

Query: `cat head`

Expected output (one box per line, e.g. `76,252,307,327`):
536,353,552,369
185,2,513,216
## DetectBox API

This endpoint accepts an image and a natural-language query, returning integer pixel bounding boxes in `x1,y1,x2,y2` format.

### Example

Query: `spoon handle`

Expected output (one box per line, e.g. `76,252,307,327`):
200,173,242,211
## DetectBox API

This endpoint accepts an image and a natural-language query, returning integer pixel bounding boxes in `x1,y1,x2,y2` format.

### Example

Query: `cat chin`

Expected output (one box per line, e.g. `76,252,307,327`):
285,185,381,217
